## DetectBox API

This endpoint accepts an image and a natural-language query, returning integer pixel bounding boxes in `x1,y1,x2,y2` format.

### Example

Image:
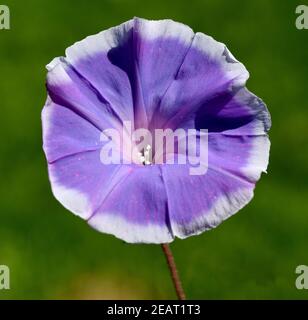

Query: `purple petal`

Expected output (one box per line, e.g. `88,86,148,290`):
150,32,249,130
48,149,130,220
46,59,125,132
42,98,102,163
88,165,173,243
65,18,195,130
160,164,254,238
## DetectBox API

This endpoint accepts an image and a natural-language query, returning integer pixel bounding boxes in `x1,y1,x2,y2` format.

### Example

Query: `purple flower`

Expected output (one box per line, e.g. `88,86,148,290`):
42,18,271,244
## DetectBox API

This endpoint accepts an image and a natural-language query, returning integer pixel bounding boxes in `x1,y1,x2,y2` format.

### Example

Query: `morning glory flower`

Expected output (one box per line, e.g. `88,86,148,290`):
42,18,271,244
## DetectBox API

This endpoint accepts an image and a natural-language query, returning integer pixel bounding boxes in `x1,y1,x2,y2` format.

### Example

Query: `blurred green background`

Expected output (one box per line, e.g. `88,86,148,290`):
0,0,308,299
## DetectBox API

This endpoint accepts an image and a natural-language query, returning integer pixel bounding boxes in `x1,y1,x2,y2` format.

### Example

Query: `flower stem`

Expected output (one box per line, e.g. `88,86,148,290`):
161,243,186,300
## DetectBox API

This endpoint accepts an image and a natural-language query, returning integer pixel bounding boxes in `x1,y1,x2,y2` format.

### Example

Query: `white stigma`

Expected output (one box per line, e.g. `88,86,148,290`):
138,144,152,165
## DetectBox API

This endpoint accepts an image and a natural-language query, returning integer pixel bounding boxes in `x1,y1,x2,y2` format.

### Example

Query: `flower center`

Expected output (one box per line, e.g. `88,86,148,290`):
138,144,152,165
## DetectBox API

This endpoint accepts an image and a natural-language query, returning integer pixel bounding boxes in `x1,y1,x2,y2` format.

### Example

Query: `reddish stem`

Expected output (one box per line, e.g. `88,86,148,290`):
161,243,186,300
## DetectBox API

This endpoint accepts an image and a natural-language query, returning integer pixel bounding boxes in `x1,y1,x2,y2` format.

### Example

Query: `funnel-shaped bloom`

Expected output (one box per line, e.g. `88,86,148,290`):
42,18,271,243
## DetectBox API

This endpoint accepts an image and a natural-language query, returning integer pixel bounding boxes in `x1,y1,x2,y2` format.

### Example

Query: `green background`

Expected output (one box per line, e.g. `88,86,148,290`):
0,0,307,299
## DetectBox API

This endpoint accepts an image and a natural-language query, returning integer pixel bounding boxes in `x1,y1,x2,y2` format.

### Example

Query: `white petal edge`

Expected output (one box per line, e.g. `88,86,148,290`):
47,18,246,90
59,18,194,68
43,98,91,220
171,187,254,239
88,213,174,244
192,32,250,88
46,57,62,71
65,19,134,64
41,97,53,153
242,135,271,181
49,179,91,220
133,17,194,43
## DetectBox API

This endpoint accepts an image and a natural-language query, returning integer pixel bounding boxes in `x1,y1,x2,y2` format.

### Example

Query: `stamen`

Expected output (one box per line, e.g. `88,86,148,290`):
138,144,152,165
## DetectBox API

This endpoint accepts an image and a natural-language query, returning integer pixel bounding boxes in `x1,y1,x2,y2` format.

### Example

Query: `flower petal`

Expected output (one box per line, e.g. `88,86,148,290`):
88,165,173,243
64,18,194,129
151,32,250,130
42,98,102,163
127,18,194,128
160,164,255,239
46,59,124,131
48,150,130,220
64,20,135,125
194,87,271,135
